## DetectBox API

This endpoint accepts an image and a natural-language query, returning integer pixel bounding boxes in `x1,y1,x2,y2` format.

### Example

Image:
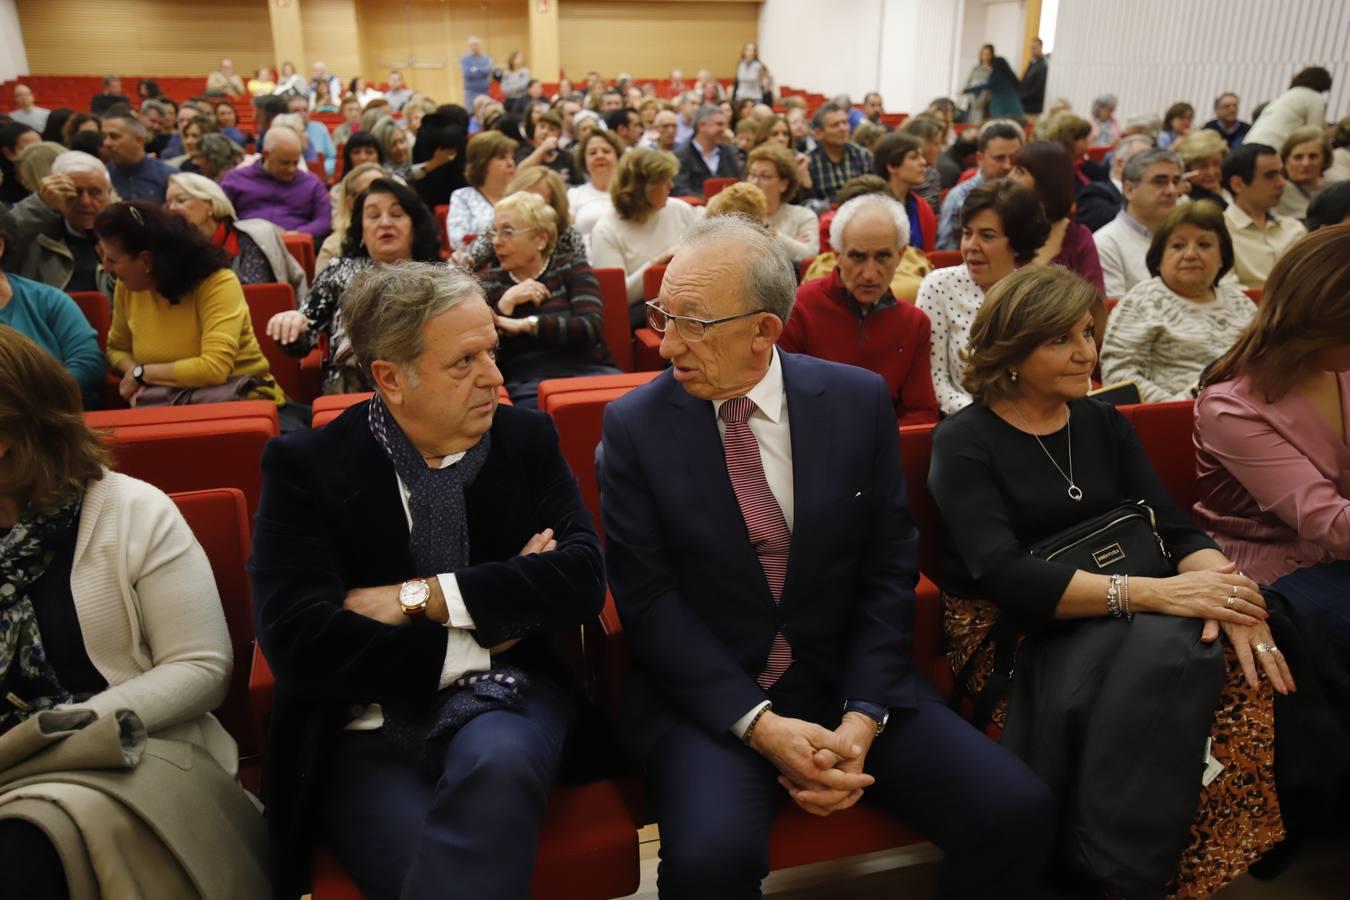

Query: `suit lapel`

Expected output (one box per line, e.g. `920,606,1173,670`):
780,354,830,609
331,409,415,584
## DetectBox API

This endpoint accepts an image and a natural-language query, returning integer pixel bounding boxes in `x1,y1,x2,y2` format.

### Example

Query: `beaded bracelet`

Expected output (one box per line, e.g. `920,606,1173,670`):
1106,573,1122,618
1121,574,1133,620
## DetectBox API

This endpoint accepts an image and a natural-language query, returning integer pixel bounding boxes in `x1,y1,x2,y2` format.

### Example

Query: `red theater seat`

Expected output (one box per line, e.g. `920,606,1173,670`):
592,267,635,371
703,177,739,199
1086,144,1114,162
69,290,111,350
282,233,316,283
242,282,323,403
1118,400,1198,518
311,388,511,428
434,204,452,259
926,250,963,269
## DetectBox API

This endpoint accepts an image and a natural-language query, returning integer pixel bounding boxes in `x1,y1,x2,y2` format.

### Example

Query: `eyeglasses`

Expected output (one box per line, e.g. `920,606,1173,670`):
645,301,769,342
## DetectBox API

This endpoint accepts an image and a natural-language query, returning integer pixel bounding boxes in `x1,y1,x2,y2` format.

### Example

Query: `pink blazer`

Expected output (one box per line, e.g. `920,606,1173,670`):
1193,371,1350,583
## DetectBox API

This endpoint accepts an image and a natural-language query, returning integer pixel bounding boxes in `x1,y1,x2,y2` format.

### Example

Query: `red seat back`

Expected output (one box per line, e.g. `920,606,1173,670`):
592,267,634,372
1086,144,1114,162
926,250,963,269
703,177,738,199
170,488,258,761
241,282,309,402
311,388,511,428
69,290,110,350
643,264,666,302
1118,400,1198,519
536,372,659,411
434,204,452,259
281,232,316,283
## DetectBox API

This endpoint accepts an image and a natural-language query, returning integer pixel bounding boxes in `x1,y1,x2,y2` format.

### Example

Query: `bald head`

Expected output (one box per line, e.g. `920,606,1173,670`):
263,127,304,182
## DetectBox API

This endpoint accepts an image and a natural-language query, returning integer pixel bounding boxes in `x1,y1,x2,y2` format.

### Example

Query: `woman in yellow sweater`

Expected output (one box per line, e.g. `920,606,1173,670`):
94,202,305,427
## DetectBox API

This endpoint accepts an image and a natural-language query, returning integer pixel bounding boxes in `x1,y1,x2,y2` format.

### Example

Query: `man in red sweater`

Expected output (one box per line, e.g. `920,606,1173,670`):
779,194,939,425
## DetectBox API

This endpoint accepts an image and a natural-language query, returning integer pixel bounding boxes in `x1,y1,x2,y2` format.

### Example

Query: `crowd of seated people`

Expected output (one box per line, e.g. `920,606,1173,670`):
1,46,1349,900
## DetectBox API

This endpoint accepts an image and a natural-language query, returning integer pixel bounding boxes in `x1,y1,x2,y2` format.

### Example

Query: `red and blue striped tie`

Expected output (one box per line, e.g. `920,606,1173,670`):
720,396,793,688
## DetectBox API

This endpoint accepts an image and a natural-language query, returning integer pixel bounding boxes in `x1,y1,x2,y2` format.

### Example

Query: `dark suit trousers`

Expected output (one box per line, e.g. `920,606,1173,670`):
317,679,574,900
646,670,1054,900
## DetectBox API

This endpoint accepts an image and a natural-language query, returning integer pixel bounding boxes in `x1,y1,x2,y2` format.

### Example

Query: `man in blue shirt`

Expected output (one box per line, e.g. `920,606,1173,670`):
936,120,1023,249
461,36,494,108
102,113,174,203
287,95,337,178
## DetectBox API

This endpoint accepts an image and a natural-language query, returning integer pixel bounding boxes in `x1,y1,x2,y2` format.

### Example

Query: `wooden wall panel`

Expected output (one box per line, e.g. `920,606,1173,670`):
300,0,363,88
16,0,273,77
559,1,759,80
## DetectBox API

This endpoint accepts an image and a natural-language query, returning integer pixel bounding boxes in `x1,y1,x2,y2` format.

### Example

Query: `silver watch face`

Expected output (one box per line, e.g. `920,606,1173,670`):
399,579,430,610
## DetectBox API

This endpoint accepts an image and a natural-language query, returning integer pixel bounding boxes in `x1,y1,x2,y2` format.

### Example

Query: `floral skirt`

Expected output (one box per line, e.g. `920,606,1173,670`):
942,594,1284,899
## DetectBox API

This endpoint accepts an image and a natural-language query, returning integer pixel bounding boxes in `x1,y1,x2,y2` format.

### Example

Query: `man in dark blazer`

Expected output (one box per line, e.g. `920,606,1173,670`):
672,104,743,198
600,218,1053,899
249,262,605,900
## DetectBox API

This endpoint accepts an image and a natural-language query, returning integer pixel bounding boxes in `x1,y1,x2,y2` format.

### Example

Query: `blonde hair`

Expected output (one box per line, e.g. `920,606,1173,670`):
167,172,237,220
505,167,570,226
706,182,767,221
962,265,1102,405
495,190,559,257
1174,128,1228,166
610,148,679,223
14,141,65,193
465,131,518,186
330,162,389,237
1280,125,1333,174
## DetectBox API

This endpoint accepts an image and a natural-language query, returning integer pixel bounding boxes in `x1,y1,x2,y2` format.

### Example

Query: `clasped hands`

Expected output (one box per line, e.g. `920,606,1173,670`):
748,710,878,817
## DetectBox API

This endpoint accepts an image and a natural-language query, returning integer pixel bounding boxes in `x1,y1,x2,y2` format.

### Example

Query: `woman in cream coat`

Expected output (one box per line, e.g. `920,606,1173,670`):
0,325,267,898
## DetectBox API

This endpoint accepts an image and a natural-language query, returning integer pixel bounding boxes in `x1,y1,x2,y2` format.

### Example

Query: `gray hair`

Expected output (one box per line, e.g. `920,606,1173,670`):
811,102,847,130
830,194,911,253
51,150,111,184
1112,133,1156,175
269,114,308,145
680,216,796,323
1122,148,1182,184
141,99,169,118
693,104,724,129
104,112,146,139
168,172,236,220
263,126,303,153
342,262,484,383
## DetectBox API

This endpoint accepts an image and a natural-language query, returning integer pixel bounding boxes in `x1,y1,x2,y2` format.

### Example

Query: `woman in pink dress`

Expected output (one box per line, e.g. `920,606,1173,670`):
1195,223,1350,657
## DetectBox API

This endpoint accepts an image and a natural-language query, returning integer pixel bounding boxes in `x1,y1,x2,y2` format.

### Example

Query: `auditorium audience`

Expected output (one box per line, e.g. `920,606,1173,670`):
807,102,873,204
268,178,443,394
1196,223,1350,657
961,55,1025,121
101,112,173,203
1274,125,1332,224
568,129,623,242
937,119,1024,249
590,148,700,319
872,133,937,251
287,96,337,178
1101,201,1254,401
384,70,413,112
164,114,215,171
1203,92,1250,149
165,172,308,303
780,194,937,424
206,58,245,97
602,215,1053,900
501,51,532,105
461,35,495,107
1222,143,1306,289
331,96,363,146
1157,102,1193,150
9,151,114,295
477,191,617,405
1075,132,1153,231
515,111,576,186
316,162,386,273
463,168,584,272
673,105,742,199
643,109,681,153
221,127,331,240
920,180,1049,415
250,258,603,900
932,262,1302,899
0,326,269,898
0,123,39,204
248,66,277,97
371,117,412,180
745,144,818,261
1007,141,1104,293
1175,128,1230,209
90,75,130,115
1245,66,1333,152
97,201,287,416
802,176,932,301
8,84,49,132
0,207,102,402
446,130,516,249
896,116,945,215
1093,149,1183,297
1088,94,1120,146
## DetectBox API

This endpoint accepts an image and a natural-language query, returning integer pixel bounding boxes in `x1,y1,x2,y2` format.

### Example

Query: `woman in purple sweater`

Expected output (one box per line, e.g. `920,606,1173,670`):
1008,141,1106,296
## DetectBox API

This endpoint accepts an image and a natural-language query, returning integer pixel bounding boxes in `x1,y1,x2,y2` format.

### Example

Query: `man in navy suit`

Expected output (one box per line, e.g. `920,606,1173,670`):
249,262,605,899
600,217,1053,898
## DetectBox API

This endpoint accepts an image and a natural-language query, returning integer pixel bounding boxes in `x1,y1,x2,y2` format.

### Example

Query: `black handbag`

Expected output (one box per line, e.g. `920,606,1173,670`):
952,500,1176,729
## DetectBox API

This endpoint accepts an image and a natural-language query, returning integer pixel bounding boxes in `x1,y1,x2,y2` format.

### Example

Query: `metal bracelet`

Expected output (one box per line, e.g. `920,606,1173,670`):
1121,574,1133,620
1107,574,1122,618
742,704,771,746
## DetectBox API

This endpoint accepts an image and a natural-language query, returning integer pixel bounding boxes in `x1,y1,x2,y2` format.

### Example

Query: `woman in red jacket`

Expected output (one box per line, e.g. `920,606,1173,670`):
872,133,938,251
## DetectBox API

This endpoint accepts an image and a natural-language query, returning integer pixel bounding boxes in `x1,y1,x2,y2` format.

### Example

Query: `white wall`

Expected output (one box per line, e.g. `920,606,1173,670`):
0,0,30,83
1045,0,1349,126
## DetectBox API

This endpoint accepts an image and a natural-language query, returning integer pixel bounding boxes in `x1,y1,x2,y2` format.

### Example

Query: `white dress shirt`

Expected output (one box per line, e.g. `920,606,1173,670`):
345,450,493,731
711,349,794,738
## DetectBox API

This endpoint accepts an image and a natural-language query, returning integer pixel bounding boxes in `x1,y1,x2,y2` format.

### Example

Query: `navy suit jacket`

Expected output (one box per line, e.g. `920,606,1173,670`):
249,402,604,898
599,352,936,756
672,139,744,198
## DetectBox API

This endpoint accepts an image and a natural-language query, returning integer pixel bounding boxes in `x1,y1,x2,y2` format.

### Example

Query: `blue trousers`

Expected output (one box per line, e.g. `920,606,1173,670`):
1275,560,1350,661
317,680,573,900
647,697,1055,900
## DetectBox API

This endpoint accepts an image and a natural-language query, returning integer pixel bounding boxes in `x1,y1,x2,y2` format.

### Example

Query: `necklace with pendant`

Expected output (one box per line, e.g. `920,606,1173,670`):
1010,401,1082,501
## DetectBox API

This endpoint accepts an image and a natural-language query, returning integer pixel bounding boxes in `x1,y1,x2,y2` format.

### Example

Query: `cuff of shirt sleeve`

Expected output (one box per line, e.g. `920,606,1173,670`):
730,700,772,741
439,627,492,689
437,573,476,629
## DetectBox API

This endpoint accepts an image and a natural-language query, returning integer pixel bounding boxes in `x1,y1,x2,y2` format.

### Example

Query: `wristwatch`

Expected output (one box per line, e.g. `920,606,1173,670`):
398,578,430,618
132,364,147,386
843,700,889,736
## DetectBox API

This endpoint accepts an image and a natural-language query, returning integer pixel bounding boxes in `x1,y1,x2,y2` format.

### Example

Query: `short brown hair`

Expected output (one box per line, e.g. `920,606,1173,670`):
1045,113,1092,150
1206,223,1350,401
465,131,518,186
1279,125,1333,174
706,182,767,220
746,143,801,202
610,148,679,223
1145,200,1234,286
872,133,926,182
959,181,1050,265
0,325,109,513
961,265,1102,405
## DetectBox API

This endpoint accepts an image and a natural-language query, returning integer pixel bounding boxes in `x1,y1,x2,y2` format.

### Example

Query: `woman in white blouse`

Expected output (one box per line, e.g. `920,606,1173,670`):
590,148,701,327
917,180,1049,415
1101,201,1256,402
567,130,623,243
446,130,517,249
745,143,818,262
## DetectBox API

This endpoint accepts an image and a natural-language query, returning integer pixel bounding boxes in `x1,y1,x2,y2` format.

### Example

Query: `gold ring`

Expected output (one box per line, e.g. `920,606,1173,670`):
1225,595,1237,609
1254,642,1278,655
